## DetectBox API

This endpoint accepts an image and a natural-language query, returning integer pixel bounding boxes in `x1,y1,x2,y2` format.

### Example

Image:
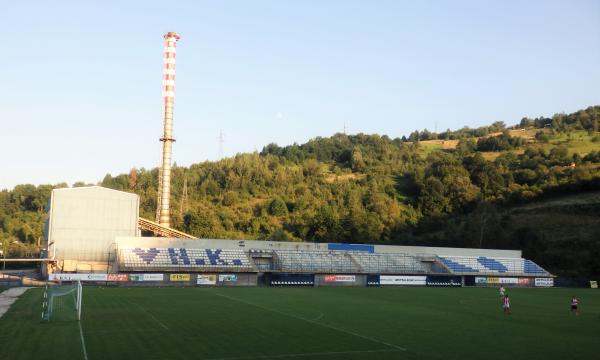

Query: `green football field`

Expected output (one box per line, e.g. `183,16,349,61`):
0,286,598,360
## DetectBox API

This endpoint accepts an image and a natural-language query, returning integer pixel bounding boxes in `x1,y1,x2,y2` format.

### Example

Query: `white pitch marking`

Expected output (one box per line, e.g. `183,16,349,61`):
215,293,406,351
78,321,89,360
130,300,169,330
308,311,324,321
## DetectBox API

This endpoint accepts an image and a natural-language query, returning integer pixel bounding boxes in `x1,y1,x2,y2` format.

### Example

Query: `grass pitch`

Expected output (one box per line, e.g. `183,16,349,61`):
0,287,598,360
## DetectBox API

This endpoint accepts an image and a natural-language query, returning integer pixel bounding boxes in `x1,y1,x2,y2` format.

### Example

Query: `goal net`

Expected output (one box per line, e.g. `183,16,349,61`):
42,280,82,321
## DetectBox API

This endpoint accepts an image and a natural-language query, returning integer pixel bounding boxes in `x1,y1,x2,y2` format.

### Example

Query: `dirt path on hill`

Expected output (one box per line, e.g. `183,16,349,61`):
0,287,31,319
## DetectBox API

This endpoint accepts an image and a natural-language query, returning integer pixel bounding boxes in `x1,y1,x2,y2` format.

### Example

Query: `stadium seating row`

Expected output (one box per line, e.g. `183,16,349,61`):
438,256,550,275
272,250,429,274
350,252,428,274
273,250,360,273
119,248,253,271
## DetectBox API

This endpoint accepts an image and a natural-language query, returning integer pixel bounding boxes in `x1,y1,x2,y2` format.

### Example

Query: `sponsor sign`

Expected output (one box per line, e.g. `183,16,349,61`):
518,278,532,286
476,277,519,285
366,275,380,286
107,273,128,282
591,280,598,289
475,277,488,285
129,274,164,282
380,275,426,286
48,273,108,282
535,278,554,287
170,274,191,282
324,275,356,283
197,275,217,285
218,274,238,283
486,277,500,285
426,276,462,287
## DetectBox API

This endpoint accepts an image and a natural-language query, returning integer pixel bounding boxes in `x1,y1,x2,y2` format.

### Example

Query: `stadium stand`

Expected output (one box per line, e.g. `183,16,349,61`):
117,247,550,277
273,250,430,274
350,252,428,274
271,250,549,276
273,250,360,273
119,248,253,272
438,256,550,275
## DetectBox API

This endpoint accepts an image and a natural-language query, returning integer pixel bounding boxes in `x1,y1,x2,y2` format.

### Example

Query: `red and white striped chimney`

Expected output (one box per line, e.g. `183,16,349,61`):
157,31,180,228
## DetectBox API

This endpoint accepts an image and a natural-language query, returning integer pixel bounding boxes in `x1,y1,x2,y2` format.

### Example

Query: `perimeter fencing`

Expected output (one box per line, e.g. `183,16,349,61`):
0,272,25,287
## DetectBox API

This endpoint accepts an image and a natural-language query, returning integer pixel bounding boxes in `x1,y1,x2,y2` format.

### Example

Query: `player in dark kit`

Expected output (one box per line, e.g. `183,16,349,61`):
570,296,579,316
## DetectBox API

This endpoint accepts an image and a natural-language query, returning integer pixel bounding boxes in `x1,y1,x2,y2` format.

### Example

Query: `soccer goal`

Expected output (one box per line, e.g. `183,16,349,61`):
42,280,82,321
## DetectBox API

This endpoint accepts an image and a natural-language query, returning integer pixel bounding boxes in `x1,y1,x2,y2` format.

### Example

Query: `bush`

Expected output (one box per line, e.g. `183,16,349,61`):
535,131,549,143
267,197,288,216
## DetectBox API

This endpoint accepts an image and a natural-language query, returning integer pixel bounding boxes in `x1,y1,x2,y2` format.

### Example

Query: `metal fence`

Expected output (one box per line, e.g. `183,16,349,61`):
0,272,24,287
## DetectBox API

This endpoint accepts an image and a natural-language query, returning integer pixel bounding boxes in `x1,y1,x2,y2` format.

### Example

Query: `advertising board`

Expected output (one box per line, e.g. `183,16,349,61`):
129,274,164,282
219,274,238,283
426,276,462,287
170,274,191,282
366,275,380,286
535,278,554,287
197,275,217,285
476,277,520,285
380,275,426,286
475,277,488,285
591,280,598,289
324,275,356,283
49,273,108,281
107,274,128,282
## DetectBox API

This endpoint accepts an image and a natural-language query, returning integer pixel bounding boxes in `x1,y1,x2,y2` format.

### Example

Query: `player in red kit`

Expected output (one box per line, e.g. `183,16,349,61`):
503,295,511,315
570,296,579,316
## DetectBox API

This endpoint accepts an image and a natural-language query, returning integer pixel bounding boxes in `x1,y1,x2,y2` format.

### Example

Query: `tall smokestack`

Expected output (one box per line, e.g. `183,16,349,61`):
156,31,180,228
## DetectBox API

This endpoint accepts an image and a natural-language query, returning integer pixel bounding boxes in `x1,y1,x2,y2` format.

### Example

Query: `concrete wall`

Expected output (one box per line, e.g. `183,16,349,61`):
47,186,139,264
116,237,521,258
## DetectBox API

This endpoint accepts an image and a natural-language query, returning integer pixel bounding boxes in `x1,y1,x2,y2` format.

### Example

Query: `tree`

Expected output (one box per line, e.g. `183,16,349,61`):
418,177,450,217
128,168,138,190
350,149,366,172
268,197,288,216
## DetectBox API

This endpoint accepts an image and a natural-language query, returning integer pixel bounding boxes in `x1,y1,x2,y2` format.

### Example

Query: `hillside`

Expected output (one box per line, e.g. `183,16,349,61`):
1,106,599,276
411,192,600,278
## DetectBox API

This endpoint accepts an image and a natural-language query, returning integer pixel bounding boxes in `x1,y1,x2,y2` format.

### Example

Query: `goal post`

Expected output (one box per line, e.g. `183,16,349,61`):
76,280,82,321
42,280,83,322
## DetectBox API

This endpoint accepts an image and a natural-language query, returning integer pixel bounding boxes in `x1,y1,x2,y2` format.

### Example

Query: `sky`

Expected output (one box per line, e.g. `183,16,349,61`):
1,0,599,189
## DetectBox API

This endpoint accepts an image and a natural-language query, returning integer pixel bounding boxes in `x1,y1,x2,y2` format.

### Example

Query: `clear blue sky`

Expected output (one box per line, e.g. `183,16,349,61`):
1,0,599,189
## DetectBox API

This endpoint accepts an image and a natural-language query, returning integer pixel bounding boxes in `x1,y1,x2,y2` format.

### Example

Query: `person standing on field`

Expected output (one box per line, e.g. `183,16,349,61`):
571,296,579,316
499,285,506,300
503,295,511,315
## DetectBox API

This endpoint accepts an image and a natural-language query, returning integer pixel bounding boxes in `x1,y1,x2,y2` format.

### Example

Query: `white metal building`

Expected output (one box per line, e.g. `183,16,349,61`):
45,186,139,272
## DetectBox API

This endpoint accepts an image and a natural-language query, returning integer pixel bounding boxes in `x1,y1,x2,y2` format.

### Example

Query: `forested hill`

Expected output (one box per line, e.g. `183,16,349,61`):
2,106,600,276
